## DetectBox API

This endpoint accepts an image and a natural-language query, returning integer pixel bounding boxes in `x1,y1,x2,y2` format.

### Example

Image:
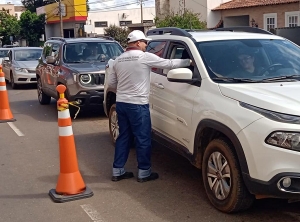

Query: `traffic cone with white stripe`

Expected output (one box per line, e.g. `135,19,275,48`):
49,85,93,203
0,65,15,123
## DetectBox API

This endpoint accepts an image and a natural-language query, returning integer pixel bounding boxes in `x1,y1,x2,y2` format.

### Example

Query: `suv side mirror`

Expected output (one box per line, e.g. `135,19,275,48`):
3,57,9,61
167,68,194,83
46,56,55,64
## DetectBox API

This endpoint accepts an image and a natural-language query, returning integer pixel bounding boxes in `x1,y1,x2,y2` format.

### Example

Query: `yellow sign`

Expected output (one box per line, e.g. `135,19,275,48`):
44,0,87,24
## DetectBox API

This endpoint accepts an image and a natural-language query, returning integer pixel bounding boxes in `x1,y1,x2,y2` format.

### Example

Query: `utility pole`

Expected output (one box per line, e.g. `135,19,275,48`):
59,0,63,37
140,0,143,24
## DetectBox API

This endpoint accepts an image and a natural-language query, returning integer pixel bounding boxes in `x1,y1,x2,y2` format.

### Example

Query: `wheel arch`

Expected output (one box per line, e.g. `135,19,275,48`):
193,119,249,175
106,91,116,115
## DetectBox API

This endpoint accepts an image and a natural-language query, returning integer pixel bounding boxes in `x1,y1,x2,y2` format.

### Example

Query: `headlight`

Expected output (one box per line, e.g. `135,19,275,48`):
15,67,28,73
266,132,300,151
240,102,300,124
79,74,92,85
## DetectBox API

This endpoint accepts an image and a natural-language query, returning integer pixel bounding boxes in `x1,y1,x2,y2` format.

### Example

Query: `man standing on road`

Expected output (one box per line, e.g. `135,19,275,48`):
108,30,193,183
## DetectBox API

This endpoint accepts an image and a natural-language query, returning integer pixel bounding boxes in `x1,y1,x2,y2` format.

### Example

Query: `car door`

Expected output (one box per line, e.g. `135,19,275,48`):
47,43,61,95
151,42,201,151
2,50,12,80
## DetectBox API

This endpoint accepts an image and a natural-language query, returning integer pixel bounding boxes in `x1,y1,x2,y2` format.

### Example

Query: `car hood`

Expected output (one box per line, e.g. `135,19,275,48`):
66,62,107,73
218,82,300,116
15,60,39,69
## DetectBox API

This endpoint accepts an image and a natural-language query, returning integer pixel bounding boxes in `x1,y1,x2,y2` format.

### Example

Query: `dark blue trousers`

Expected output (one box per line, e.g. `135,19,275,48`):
112,102,152,178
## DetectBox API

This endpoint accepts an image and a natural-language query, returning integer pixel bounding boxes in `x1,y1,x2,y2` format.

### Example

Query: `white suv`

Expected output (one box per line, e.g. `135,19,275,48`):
104,27,300,213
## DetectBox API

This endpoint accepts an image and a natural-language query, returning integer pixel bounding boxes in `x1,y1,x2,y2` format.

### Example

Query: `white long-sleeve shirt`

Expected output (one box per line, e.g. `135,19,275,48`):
107,48,191,105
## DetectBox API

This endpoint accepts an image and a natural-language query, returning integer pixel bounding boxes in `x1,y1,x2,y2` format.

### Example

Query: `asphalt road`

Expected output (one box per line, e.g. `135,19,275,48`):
1,84,300,222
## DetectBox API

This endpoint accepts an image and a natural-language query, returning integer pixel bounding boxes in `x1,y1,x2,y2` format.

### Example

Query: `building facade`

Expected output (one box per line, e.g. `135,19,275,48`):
155,0,231,28
86,7,156,35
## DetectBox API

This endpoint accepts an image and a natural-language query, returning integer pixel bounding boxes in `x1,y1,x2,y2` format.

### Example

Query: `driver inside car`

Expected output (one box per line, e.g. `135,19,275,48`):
231,47,263,78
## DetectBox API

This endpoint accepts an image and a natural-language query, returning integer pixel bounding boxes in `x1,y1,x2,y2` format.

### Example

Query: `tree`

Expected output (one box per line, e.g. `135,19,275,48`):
154,9,207,30
21,0,56,13
19,10,45,46
104,25,130,48
0,10,20,45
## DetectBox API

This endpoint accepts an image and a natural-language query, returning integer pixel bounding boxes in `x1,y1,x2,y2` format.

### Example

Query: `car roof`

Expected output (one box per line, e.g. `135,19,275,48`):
190,31,284,42
147,27,284,43
10,47,42,50
47,37,116,44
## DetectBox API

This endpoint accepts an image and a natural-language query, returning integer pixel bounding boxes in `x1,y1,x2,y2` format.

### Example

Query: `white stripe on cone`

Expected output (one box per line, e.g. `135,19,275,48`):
58,109,70,119
0,77,5,82
0,86,7,91
59,126,73,136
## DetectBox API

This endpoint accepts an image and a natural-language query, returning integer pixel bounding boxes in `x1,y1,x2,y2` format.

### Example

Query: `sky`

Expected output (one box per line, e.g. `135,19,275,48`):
0,0,155,10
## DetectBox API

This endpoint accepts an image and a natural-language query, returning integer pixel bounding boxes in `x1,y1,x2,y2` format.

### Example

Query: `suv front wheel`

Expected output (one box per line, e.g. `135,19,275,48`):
109,103,119,144
37,77,51,105
202,138,254,213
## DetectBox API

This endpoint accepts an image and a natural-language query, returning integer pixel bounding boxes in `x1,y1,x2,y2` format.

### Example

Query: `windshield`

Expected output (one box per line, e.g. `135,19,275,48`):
196,39,300,82
14,49,42,61
0,49,9,58
63,42,123,63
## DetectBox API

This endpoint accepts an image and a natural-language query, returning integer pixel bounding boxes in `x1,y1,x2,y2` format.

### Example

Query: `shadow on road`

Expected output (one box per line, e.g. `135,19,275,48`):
70,131,300,221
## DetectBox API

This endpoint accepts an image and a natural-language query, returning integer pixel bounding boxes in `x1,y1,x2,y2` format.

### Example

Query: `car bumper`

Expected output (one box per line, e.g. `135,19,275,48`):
244,172,300,199
238,117,300,182
14,72,37,84
68,89,104,107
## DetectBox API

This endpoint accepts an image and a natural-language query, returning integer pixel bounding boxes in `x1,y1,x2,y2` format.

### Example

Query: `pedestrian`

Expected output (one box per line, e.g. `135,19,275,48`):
107,30,193,183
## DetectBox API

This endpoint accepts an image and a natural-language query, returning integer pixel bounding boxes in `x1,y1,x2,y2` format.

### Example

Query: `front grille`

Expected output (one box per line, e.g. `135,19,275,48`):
92,74,105,85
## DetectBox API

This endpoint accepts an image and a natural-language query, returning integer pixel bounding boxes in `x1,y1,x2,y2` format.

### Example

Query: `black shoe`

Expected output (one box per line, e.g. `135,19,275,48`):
137,172,159,183
111,172,134,182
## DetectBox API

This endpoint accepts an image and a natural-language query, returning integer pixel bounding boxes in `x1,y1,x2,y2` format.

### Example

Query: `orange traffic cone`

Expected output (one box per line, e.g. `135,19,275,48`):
0,65,15,123
49,85,93,203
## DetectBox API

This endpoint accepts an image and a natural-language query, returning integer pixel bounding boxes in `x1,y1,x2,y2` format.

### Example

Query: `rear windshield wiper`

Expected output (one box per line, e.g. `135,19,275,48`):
212,77,259,83
261,75,300,82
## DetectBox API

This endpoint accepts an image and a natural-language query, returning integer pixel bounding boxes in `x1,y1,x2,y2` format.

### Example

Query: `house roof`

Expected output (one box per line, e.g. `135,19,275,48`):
212,0,300,11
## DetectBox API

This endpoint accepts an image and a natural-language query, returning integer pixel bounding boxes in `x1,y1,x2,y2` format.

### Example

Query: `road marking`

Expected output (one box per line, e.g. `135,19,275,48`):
7,122,24,137
81,204,104,222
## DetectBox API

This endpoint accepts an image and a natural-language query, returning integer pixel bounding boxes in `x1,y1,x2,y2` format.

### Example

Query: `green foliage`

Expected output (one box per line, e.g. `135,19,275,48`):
21,0,56,13
155,9,207,30
104,25,130,48
19,10,45,46
0,10,20,45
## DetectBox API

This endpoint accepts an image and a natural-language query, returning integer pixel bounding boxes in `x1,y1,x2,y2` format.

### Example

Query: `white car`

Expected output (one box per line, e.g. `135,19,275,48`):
2,47,43,89
0,48,9,65
104,27,300,213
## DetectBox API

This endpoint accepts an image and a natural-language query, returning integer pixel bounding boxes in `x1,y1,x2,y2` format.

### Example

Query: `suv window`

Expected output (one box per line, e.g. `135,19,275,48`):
43,42,52,58
146,41,166,58
196,39,300,81
63,42,123,63
0,49,9,58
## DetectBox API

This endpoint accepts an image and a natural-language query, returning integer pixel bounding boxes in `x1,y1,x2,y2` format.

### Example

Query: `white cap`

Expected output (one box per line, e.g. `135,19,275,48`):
127,30,151,43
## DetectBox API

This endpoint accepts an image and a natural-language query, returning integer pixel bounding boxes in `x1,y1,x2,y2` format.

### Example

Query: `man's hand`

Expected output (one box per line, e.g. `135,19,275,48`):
190,59,194,66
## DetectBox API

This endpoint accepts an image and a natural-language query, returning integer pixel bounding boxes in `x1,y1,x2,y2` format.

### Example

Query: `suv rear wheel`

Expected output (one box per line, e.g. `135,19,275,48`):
109,103,118,144
37,77,51,105
202,138,254,213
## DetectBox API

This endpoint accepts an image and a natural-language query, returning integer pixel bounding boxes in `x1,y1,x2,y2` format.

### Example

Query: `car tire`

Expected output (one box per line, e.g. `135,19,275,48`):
10,73,18,89
37,78,51,105
109,103,118,144
202,138,254,213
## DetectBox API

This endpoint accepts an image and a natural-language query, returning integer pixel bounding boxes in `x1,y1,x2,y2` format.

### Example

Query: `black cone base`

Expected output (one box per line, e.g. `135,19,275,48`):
49,186,93,203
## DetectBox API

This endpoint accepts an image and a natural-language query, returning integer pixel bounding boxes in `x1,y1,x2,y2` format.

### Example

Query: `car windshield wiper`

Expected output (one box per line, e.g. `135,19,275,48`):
261,75,300,82
212,77,259,83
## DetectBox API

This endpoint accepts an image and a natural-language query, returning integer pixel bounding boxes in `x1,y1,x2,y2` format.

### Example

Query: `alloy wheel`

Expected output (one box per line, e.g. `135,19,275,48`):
110,109,119,142
207,151,231,200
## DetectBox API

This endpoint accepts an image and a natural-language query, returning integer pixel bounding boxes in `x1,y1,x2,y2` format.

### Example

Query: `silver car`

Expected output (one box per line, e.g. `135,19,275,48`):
2,47,43,89
0,48,9,64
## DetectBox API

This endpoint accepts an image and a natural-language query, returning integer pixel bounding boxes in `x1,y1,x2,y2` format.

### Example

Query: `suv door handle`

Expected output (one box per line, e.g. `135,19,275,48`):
154,82,164,89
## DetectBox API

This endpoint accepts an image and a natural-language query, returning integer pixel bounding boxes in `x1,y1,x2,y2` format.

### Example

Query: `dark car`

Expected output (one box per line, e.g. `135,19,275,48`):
36,37,124,114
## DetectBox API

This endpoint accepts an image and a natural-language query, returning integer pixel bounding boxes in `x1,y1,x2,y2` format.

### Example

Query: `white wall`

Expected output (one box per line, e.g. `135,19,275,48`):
168,0,232,28
87,7,156,35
